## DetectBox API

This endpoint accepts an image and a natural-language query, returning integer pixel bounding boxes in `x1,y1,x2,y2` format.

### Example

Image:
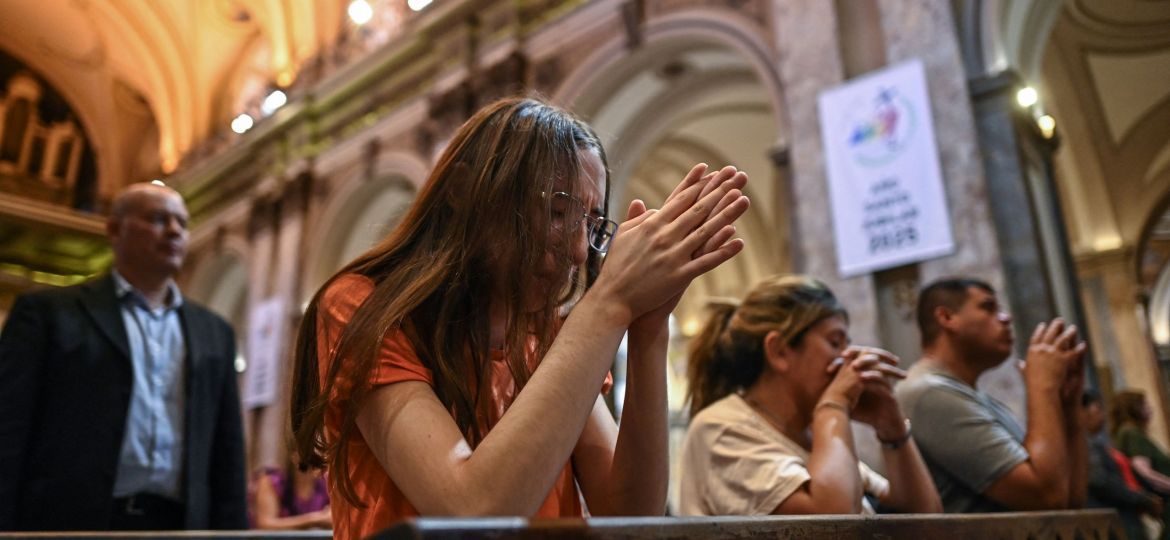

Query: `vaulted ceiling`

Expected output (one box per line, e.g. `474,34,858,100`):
0,0,347,294
0,0,344,201
1038,0,1170,262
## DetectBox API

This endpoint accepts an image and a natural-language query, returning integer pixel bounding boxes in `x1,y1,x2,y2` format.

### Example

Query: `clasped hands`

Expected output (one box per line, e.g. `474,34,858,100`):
595,164,750,329
823,346,910,442
1021,318,1087,405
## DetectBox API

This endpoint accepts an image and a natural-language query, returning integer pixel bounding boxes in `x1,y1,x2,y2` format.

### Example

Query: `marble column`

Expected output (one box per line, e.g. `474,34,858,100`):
1080,251,1170,448
243,196,277,469
772,0,879,345
964,68,1102,398
877,0,1006,291
876,0,1030,414
833,0,929,367
251,175,310,469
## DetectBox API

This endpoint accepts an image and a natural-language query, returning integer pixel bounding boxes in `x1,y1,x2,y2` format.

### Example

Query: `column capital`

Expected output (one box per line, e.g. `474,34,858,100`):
968,69,1021,101
767,144,790,167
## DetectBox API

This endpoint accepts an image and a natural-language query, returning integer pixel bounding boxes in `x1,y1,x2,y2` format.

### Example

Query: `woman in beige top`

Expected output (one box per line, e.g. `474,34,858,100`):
679,275,941,515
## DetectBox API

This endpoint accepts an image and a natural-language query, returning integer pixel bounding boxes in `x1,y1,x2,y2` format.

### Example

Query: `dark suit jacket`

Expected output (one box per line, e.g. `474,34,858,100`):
0,274,247,531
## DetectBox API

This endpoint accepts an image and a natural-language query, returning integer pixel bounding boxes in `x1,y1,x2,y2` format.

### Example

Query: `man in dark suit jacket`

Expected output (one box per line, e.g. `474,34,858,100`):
0,183,247,531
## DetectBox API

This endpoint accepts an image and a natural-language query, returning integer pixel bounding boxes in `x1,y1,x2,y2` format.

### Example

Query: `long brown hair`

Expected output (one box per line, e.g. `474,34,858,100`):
290,97,610,505
1111,389,1149,434
685,275,846,419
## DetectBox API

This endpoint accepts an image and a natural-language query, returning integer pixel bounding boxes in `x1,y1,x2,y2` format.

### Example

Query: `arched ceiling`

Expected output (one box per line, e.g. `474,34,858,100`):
1038,0,1170,261
576,41,785,336
0,0,344,194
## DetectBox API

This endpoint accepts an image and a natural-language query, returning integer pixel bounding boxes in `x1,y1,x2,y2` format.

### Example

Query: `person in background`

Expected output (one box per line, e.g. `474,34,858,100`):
1113,389,1170,538
679,275,941,516
251,452,331,530
1082,390,1161,540
0,183,246,531
896,278,1087,513
289,96,751,538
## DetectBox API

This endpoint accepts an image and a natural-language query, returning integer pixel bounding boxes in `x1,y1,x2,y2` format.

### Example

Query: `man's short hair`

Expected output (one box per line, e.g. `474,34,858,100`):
109,183,180,220
916,277,996,346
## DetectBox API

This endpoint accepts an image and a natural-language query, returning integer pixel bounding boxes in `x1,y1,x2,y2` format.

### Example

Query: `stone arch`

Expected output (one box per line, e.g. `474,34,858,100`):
185,243,251,360
953,0,1065,80
555,10,791,327
187,243,251,376
554,8,787,130
1135,184,1170,314
302,154,425,305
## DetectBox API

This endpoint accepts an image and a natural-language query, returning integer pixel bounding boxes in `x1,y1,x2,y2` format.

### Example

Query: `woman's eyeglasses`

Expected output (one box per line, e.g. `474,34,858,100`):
546,191,618,253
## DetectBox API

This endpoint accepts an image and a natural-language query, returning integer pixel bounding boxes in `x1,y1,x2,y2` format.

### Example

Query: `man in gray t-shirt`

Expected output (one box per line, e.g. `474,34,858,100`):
897,363,1027,512
895,278,1087,513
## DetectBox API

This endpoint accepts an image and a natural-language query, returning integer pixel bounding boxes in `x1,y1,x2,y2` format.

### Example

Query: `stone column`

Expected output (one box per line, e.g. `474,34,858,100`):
243,196,277,469
251,174,310,469
876,0,1029,414
877,0,1006,290
772,0,879,345
1080,251,1170,448
968,73,1060,339
833,0,929,367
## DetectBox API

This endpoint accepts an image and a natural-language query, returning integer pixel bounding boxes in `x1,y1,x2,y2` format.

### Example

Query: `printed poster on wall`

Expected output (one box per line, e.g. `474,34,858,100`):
817,59,955,277
242,297,285,409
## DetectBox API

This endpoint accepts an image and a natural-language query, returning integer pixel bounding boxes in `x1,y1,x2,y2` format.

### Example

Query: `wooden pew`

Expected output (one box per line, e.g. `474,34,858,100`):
0,510,1126,539
374,510,1125,540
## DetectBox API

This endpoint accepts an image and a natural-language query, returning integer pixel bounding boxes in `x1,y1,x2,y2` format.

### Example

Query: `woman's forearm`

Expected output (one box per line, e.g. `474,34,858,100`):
602,319,670,515
362,292,633,516
804,406,863,513
879,439,942,512
1132,457,1170,493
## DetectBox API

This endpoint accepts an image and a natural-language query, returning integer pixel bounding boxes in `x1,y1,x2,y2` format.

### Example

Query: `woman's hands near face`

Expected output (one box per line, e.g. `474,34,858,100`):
824,346,907,436
596,164,750,324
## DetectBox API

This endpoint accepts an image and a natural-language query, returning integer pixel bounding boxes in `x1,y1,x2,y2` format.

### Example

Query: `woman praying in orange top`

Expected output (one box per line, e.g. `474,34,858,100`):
289,97,750,538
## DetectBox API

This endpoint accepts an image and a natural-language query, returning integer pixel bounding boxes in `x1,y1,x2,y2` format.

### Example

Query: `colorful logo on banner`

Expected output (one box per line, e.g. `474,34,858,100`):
817,59,954,277
845,88,917,168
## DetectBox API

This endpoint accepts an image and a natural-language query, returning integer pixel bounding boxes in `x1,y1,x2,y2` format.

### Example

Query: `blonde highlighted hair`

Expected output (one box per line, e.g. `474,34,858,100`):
685,275,846,418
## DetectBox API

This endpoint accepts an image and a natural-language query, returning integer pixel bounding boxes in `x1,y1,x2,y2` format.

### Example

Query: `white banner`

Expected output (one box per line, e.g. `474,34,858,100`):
817,59,955,277
242,297,285,409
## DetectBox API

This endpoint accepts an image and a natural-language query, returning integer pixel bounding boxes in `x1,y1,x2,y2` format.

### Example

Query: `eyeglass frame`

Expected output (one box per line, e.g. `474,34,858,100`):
543,191,619,253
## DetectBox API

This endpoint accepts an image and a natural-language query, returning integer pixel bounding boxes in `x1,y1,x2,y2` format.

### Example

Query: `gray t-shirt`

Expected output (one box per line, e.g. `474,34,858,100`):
895,362,1028,513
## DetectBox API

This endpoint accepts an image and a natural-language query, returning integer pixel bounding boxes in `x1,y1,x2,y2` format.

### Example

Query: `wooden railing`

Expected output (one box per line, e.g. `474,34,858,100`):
373,510,1126,540
0,510,1127,540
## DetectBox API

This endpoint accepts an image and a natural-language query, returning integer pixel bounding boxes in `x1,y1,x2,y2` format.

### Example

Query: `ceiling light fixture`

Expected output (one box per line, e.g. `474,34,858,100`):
348,0,374,25
1016,87,1038,108
261,90,287,116
1037,114,1056,139
231,113,254,134
408,0,433,11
